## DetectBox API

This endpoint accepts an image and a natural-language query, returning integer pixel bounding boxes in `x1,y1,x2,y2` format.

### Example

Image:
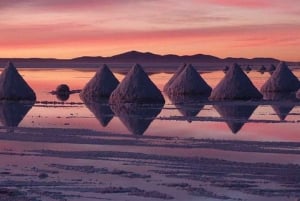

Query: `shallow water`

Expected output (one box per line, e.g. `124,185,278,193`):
3,68,300,141
1,68,300,201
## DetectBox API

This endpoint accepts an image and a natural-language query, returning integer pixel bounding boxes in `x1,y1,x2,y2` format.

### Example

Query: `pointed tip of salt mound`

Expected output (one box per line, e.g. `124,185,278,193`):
209,63,262,100
268,64,276,72
109,64,165,104
80,64,119,101
166,64,212,96
261,61,300,92
163,63,186,92
0,62,36,101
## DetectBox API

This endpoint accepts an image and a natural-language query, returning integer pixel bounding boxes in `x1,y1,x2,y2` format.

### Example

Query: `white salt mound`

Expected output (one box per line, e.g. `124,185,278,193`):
245,65,252,72
163,63,186,92
261,61,300,92
80,64,119,101
166,64,212,95
259,65,266,72
268,64,276,72
109,64,164,104
209,63,262,100
0,62,36,101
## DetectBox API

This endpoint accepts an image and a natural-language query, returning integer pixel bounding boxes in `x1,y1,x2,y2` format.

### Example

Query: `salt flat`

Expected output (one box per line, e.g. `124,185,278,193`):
0,127,300,201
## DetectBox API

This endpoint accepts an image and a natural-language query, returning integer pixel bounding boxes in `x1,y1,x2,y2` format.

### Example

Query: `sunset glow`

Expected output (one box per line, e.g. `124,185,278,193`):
1,0,300,60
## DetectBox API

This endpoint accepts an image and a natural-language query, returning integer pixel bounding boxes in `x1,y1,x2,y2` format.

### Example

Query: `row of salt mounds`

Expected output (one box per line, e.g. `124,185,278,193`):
210,63,262,100
109,64,164,104
261,61,300,92
0,62,36,101
80,64,119,101
164,64,212,96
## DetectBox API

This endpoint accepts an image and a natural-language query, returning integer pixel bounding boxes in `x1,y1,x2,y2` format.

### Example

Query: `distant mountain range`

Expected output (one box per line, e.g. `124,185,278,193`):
0,50,282,63
0,50,298,69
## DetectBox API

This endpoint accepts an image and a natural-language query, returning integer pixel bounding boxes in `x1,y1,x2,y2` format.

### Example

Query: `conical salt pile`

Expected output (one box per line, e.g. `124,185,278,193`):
0,62,36,100
166,64,212,96
259,65,266,73
209,63,262,100
80,64,119,101
163,64,186,92
261,62,300,92
245,65,252,73
109,64,164,104
268,64,276,74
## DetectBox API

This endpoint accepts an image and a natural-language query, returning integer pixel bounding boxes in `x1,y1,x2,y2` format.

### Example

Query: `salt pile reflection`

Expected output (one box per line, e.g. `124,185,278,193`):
213,103,258,134
81,97,114,127
0,101,34,128
110,103,163,135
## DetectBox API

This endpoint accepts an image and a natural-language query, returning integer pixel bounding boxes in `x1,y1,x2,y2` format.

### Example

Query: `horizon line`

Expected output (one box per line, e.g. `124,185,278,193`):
0,50,296,62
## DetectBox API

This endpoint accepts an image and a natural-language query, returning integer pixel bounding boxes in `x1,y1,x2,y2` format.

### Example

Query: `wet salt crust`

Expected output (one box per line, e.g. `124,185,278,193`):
1,127,300,200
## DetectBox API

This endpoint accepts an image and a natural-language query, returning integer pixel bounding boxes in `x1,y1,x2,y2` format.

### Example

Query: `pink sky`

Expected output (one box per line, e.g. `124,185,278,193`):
0,0,300,61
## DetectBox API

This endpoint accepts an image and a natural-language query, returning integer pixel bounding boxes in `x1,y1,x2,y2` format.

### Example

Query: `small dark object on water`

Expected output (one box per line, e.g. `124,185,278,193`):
56,84,70,94
50,84,81,101
56,93,70,101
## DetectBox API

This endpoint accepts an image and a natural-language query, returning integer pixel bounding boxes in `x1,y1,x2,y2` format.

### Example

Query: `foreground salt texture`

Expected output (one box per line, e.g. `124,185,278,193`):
210,63,262,100
261,61,300,92
0,62,36,100
109,64,164,104
0,127,300,201
80,64,119,101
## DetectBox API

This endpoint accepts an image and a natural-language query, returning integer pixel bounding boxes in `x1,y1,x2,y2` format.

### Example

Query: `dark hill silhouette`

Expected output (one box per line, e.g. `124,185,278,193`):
0,50,291,68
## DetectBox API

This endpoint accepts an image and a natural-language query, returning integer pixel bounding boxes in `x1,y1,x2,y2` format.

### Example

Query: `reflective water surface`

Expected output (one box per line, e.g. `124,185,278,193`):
2,68,300,141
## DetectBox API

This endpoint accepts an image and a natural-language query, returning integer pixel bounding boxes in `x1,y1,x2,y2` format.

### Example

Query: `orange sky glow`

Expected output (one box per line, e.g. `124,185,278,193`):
0,0,300,61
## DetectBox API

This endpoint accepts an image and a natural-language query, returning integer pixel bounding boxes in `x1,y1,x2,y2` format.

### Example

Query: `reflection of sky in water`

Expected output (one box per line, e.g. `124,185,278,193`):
2,68,300,141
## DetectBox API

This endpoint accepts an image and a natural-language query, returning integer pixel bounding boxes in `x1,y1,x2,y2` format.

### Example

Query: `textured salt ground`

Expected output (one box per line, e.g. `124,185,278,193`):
0,127,300,201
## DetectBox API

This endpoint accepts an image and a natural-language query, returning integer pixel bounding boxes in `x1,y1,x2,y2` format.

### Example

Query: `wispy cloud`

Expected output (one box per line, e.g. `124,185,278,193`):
0,0,299,60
